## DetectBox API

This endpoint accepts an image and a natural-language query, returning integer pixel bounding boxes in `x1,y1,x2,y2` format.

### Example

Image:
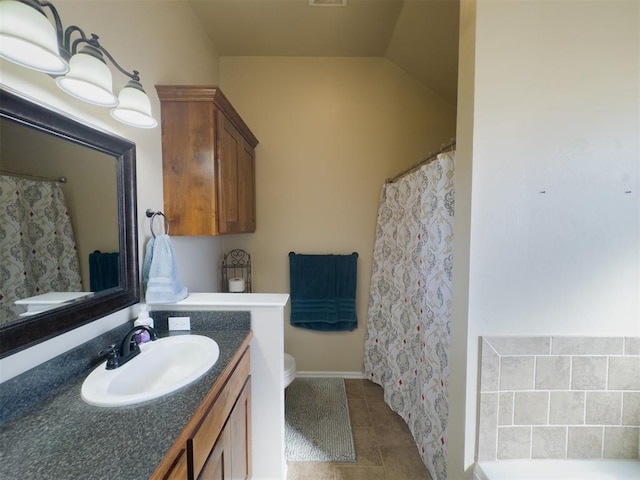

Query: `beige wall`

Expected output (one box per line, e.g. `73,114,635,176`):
219,57,456,372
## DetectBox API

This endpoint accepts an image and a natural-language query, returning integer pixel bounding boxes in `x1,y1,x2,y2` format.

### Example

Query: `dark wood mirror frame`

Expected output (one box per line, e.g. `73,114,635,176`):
0,88,139,358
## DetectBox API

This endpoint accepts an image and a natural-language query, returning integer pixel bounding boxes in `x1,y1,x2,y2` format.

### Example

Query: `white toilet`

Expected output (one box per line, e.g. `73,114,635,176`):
283,353,297,388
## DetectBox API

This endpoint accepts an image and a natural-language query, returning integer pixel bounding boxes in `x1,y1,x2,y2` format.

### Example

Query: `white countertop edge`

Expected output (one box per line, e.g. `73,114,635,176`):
147,292,290,309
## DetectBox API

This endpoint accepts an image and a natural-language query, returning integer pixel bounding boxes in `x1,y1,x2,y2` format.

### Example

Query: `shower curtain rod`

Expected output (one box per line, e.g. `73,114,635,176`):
0,169,67,184
386,138,456,184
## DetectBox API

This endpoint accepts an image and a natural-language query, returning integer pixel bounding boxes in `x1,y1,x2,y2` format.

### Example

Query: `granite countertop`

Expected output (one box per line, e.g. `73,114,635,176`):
0,326,251,480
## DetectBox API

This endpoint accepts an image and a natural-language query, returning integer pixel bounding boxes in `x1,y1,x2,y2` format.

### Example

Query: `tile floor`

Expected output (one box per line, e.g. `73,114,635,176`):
286,378,433,480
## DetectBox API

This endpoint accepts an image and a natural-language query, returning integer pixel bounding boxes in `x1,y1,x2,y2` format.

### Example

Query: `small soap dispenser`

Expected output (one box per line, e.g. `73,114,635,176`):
134,304,153,343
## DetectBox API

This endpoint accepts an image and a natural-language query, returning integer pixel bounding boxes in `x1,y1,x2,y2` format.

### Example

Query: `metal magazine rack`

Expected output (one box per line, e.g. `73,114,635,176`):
221,249,252,293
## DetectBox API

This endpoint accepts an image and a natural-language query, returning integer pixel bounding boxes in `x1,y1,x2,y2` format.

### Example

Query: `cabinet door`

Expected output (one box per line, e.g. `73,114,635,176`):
161,100,218,236
197,378,251,480
198,425,231,480
190,350,251,479
216,111,256,234
229,379,252,479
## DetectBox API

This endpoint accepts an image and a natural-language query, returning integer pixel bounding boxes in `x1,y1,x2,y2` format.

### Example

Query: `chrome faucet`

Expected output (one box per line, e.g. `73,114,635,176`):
99,325,159,370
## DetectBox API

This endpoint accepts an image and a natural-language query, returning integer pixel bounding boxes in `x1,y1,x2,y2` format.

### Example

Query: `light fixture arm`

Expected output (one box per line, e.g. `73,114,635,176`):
63,28,141,83
21,0,142,83
84,35,141,83
63,25,90,59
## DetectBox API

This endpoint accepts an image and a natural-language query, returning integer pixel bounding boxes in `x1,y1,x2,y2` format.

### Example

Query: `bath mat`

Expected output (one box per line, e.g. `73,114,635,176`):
285,377,356,462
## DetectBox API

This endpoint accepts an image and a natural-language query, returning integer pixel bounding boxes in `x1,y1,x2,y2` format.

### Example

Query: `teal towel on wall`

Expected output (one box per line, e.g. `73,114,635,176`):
289,252,358,331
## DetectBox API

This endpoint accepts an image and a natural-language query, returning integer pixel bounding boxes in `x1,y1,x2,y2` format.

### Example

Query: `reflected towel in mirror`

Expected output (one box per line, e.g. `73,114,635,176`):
89,250,119,292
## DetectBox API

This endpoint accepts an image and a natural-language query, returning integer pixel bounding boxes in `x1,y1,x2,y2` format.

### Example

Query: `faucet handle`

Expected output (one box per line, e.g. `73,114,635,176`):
99,344,120,370
128,336,141,354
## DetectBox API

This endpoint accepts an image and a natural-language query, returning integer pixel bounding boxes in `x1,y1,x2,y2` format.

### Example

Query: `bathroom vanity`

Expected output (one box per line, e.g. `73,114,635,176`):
0,327,252,479
0,294,289,480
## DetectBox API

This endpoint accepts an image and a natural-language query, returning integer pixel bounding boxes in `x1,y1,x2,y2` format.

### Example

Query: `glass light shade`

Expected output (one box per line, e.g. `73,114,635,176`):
0,0,68,74
56,46,118,107
111,82,157,128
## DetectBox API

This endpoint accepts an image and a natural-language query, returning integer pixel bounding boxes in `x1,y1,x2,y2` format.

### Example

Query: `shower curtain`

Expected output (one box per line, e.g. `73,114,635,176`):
0,175,82,323
363,152,455,480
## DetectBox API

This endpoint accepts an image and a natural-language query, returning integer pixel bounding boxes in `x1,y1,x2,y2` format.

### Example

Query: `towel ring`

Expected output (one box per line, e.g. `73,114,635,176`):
145,209,170,238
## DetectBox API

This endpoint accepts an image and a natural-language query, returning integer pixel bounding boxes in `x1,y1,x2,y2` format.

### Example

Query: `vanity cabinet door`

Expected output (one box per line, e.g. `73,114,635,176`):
198,424,230,480
189,349,251,479
198,379,251,480
228,378,251,479
156,85,258,236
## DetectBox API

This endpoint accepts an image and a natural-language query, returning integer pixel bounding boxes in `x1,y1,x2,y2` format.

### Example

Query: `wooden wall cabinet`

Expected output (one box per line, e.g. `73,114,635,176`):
156,86,258,236
152,345,252,480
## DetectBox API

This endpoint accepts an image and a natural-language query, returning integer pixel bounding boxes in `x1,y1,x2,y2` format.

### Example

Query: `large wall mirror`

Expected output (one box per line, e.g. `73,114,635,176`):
0,88,139,358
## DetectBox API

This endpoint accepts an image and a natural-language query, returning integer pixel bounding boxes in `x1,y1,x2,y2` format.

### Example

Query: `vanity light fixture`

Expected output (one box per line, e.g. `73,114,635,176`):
0,0,68,73
56,41,118,107
0,0,157,128
110,79,157,128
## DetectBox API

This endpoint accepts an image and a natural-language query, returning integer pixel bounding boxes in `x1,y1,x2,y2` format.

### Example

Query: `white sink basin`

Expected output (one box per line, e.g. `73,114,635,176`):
81,335,219,407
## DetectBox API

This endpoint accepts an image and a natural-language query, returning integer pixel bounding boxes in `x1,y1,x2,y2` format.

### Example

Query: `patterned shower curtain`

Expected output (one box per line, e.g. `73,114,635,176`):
363,152,455,480
0,175,82,324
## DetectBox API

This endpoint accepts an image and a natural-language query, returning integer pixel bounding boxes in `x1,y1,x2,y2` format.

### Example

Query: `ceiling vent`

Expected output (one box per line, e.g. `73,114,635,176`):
308,0,348,6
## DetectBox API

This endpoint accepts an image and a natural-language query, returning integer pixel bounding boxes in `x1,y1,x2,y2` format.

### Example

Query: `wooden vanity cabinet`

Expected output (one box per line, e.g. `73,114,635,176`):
155,86,258,236
152,340,252,480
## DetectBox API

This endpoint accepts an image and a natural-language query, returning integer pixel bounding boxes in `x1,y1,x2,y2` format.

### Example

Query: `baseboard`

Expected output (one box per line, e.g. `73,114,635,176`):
297,371,365,379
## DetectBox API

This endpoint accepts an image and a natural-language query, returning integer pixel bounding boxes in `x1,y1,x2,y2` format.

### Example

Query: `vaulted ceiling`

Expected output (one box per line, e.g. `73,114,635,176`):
186,0,460,105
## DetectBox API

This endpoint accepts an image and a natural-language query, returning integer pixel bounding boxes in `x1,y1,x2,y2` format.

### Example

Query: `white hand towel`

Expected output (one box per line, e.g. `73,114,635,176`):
142,234,188,304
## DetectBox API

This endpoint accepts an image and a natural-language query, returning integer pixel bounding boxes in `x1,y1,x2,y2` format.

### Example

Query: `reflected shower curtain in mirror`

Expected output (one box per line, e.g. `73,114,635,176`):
0,175,82,323
363,152,455,480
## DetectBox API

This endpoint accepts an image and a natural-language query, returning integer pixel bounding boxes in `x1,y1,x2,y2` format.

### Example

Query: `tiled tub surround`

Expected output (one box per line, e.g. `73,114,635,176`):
478,336,640,462
0,311,251,479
